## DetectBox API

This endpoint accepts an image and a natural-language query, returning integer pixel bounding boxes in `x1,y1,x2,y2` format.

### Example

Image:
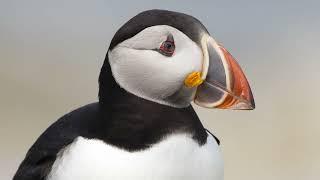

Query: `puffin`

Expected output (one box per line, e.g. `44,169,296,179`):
13,9,255,180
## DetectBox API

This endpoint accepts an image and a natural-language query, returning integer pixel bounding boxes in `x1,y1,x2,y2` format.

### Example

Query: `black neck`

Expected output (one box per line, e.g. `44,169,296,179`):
98,54,208,151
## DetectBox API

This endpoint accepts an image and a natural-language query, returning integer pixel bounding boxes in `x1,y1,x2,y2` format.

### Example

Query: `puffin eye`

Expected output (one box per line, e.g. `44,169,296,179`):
159,37,175,57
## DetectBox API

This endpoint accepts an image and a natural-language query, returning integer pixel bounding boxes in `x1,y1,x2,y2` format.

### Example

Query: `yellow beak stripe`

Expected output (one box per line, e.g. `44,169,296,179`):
184,71,204,88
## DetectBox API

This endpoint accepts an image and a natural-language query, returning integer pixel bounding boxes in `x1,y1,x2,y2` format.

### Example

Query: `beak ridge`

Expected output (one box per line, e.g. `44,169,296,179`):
216,45,255,110
194,36,255,110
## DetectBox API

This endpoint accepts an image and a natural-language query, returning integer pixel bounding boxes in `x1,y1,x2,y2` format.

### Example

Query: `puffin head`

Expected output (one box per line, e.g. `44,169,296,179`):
99,9,255,110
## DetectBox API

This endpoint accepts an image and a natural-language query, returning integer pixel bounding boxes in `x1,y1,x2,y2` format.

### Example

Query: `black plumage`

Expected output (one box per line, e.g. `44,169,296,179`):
13,9,219,180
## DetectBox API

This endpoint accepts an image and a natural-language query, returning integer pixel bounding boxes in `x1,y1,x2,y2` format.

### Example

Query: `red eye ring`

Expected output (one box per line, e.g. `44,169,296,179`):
159,40,175,56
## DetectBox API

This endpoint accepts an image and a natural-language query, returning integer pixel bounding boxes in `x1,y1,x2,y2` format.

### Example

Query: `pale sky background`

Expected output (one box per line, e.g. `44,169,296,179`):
1,0,320,179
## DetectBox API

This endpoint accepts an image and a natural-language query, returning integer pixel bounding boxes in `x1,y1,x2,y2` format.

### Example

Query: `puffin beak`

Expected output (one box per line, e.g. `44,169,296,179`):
194,35,255,110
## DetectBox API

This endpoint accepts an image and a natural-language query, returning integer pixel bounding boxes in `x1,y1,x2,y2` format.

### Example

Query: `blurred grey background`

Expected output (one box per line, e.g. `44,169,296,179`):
1,0,319,179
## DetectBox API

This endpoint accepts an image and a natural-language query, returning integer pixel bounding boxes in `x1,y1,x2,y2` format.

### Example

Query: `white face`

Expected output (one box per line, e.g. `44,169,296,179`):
108,25,203,107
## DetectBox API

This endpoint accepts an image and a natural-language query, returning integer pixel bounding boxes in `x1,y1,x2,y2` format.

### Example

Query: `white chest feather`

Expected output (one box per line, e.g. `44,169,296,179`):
47,133,223,180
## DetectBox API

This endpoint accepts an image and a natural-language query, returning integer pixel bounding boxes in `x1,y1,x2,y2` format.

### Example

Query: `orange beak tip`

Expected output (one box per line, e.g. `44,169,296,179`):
219,45,255,110
194,36,255,110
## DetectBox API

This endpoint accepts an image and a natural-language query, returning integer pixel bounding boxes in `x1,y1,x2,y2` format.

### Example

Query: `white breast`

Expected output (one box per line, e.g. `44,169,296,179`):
47,133,223,180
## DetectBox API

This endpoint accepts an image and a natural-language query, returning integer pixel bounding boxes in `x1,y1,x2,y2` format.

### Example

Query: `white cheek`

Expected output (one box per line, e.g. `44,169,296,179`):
108,25,203,107
171,39,203,77
109,48,183,98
